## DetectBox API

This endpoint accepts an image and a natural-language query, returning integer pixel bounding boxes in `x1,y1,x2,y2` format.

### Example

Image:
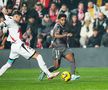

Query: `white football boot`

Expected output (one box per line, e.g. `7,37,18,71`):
71,74,80,80
47,72,60,80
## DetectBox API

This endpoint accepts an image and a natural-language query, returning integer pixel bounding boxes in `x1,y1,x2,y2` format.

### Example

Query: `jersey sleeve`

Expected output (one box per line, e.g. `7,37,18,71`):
53,24,60,35
0,19,10,28
4,19,11,26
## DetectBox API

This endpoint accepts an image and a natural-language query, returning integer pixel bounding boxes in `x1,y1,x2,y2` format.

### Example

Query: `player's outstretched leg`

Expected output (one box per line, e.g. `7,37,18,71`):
0,59,14,76
38,60,60,80
33,53,60,80
38,66,60,80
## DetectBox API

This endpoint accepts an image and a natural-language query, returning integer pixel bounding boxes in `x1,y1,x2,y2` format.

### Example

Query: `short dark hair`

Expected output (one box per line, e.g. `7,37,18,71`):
58,14,67,19
12,10,22,16
6,5,13,9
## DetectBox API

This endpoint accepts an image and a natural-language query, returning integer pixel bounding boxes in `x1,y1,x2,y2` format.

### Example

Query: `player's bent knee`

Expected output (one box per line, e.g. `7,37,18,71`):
33,53,41,59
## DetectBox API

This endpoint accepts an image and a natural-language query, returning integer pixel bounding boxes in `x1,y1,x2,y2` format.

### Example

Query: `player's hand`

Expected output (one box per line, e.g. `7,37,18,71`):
63,33,68,37
67,33,72,37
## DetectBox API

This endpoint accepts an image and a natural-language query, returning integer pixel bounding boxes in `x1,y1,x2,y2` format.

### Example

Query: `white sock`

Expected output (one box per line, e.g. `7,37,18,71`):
36,54,51,77
0,63,11,76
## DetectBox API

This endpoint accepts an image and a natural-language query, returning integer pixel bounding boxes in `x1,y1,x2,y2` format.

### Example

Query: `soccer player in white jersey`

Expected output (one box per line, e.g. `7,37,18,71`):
0,11,59,80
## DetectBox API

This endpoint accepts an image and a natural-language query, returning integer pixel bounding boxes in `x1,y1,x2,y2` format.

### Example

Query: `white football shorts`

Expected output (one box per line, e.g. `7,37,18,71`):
9,43,36,60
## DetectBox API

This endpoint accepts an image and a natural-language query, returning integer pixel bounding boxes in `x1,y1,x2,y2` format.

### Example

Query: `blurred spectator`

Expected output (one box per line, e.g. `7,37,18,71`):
7,5,13,16
38,14,54,48
34,2,47,19
68,14,81,47
0,12,5,22
38,0,50,9
20,3,27,16
20,3,28,34
101,26,108,47
36,34,43,49
58,4,70,21
14,0,21,9
93,12,107,37
60,0,74,10
0,12,11,49
0,0,8,8
26,13,39,48
80,19,93,48
54,0,80,10
51,0,61,8
1,7,11,20
85,1,100,22
0,0,107,49
22,26,32,46
71,2,86,24
87,28,101,48
49,2,59,23
7,0,15,7
97,0,103,7
1,7,8,15
100,1,108,18
0,30,10,50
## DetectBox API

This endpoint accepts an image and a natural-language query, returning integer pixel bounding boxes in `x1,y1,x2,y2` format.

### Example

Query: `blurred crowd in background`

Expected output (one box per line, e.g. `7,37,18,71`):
0,0,108,49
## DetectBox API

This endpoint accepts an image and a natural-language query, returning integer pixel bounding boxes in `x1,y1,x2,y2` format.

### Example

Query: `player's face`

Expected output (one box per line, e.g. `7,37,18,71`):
14,15,22,23
59,17,66,26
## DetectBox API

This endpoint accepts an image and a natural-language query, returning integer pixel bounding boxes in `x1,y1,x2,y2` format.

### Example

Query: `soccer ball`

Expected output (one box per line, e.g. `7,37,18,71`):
61,71,71,82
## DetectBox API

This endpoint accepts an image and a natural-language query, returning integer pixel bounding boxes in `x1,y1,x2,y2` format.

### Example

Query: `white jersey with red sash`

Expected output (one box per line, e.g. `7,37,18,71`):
2,18,35,60
4,18,23,44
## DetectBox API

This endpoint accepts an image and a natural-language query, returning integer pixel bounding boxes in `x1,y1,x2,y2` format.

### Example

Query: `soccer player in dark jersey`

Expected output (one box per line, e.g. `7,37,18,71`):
39,14,80,80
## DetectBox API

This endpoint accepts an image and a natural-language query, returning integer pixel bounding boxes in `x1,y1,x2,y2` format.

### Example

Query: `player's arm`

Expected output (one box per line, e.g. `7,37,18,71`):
54,31,67,38
54,31,72,39
52,25,66,38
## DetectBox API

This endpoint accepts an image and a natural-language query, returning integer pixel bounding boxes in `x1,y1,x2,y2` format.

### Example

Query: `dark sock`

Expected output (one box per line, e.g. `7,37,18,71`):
42,66,58,75
48,66,59,72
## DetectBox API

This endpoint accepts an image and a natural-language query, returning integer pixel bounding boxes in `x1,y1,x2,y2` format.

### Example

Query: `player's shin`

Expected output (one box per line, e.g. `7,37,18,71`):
70,61,76,75
36,54,52,77
0,59,14,76
70,60,80,80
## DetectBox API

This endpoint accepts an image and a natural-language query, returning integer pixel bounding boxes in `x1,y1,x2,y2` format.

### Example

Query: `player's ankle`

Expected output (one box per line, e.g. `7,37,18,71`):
47,73,52,78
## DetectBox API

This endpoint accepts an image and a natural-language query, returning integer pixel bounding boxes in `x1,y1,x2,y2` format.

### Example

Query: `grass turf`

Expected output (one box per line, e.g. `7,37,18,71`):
0,68,108,90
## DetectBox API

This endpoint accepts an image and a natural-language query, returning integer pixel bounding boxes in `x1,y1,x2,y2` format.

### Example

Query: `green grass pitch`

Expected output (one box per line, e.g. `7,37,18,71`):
0,68,108,90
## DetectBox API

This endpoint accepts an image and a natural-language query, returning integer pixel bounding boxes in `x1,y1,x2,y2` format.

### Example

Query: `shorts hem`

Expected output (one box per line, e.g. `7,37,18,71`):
28,51,36,60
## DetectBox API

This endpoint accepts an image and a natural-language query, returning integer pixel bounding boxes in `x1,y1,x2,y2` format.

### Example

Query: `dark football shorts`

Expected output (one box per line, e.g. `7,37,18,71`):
52,47,73,60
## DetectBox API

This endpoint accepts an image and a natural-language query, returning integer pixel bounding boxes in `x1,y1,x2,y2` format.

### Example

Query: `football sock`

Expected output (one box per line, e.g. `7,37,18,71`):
36,55,51,77
71,61,76,75
0,59,14,76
